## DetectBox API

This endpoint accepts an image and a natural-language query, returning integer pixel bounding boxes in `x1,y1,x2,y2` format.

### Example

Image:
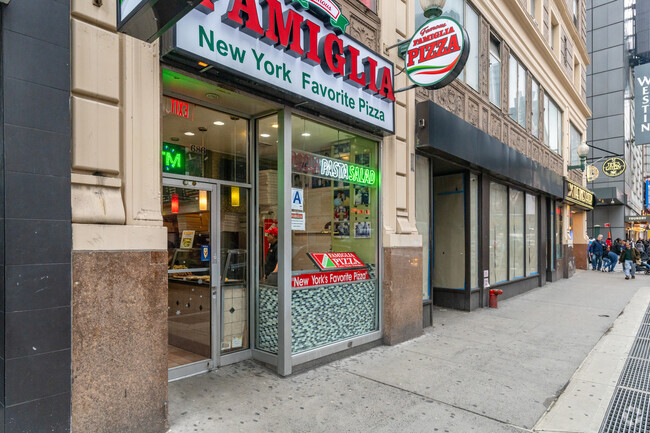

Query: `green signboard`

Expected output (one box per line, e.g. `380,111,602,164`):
162,142,186,174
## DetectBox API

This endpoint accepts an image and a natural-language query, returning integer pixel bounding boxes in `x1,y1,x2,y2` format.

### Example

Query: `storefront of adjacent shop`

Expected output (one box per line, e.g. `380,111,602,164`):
158,0,394,379
415,100,564,319
562,179,595,272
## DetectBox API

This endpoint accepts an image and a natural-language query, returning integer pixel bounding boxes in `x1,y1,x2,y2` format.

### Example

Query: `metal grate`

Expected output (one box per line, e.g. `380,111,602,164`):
620,358,650,392
639,325,650,340
600,388,650,433
600,303,650,433
629,338,650,360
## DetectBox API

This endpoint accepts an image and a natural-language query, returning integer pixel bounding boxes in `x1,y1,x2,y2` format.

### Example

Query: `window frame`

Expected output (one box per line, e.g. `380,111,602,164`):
508,54,527,128
489,36,502,108
531,78,540,138
489,180,540,285
569,122,582,166
544,93,563,155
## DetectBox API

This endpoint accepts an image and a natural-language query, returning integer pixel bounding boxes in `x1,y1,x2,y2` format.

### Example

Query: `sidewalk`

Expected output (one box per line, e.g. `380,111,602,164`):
168,270,646,433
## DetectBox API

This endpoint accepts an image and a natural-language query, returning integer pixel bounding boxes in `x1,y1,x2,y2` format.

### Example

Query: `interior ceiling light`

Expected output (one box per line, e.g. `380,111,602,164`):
302,132,311,137
272,124,279,128
214,121,225,126
184,131,195,136
170,137,180,142
260,133,271,138
206,93,219,99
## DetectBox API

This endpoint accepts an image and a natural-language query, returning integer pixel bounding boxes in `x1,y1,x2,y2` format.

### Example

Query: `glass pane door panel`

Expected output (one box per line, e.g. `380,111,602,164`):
256,113,279,354
433,174,465,290
221,185,250,353
164,186,212,368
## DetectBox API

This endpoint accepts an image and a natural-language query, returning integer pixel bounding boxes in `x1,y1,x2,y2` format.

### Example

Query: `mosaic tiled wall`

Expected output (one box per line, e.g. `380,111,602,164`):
256,285,279,354
256,269,378,355
291,279,378,353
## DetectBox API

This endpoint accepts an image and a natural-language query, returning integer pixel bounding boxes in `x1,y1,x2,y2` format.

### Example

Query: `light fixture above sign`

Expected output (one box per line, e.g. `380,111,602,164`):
419,0,446,18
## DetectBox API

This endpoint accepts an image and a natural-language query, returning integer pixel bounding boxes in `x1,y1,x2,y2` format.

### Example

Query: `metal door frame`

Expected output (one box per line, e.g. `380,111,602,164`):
164,177,219,381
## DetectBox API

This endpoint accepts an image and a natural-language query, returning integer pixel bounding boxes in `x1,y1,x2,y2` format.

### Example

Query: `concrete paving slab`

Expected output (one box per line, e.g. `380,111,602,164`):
337,347,552,429
168,361,526,433
571,351,628,387
533,286,650,433
168,270,647,433
534,379,615,433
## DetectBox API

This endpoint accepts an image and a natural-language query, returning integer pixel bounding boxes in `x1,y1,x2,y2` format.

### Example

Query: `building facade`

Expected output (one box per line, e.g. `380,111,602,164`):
415,0,592,318
586,0,646,240
0,0,590,431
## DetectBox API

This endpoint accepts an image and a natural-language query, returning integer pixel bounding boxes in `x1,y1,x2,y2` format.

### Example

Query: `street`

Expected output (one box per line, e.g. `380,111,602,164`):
168,270,646,433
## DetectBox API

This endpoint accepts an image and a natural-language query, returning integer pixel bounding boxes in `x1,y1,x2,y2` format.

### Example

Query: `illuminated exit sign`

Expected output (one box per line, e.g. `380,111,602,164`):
162,142,186,174
164,97,194,119
170,98,193,119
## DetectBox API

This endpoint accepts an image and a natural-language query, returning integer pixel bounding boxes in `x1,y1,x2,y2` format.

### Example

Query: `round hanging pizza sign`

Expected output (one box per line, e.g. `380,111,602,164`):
405,17,470,88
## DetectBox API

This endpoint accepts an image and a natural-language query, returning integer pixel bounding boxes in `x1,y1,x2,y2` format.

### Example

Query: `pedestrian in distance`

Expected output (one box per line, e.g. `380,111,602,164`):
603,244,618,272
619,241,640,280
637,240,646,254
588,234,606,271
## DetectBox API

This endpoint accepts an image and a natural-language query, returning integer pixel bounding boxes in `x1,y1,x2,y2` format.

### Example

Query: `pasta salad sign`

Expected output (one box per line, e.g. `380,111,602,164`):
405,17,469,88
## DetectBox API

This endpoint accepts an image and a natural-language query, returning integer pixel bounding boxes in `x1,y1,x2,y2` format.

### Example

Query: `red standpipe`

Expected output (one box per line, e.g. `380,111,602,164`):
489,289,503,308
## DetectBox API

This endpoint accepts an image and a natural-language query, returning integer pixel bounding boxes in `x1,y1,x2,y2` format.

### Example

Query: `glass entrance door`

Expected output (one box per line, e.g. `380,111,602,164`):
164,178,251,379
164,180,218,379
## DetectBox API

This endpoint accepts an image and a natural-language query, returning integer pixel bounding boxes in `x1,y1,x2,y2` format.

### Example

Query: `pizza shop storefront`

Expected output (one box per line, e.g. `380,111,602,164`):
159,0,394,380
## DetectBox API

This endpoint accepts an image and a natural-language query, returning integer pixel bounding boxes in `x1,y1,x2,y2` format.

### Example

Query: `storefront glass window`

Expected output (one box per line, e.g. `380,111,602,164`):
526,193,538,275
509,188,525,279
256,114,279,354
434,174,465,290
549,203,555,270
415,156,431,300
470,173,479,289
489,38,502,107
290,115,379,354
490,182,508,284
556,204,563,259
162,96,248,183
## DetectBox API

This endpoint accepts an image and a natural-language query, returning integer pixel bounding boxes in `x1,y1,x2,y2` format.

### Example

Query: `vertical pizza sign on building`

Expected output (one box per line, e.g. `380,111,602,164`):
405,17,470,89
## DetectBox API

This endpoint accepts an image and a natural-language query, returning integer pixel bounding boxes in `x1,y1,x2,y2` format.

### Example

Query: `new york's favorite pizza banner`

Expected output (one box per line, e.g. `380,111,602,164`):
171,0,395,132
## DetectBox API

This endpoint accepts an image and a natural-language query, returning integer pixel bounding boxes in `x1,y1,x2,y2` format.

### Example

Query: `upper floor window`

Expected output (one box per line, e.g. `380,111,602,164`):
544,94,562,155
569,123,582,166
489,37,501,107
530,0,537,24
551,16,559,52
357,0,376,12
508,55,526,128
464,5,480,91
573,0,578,27
531,79,540,138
